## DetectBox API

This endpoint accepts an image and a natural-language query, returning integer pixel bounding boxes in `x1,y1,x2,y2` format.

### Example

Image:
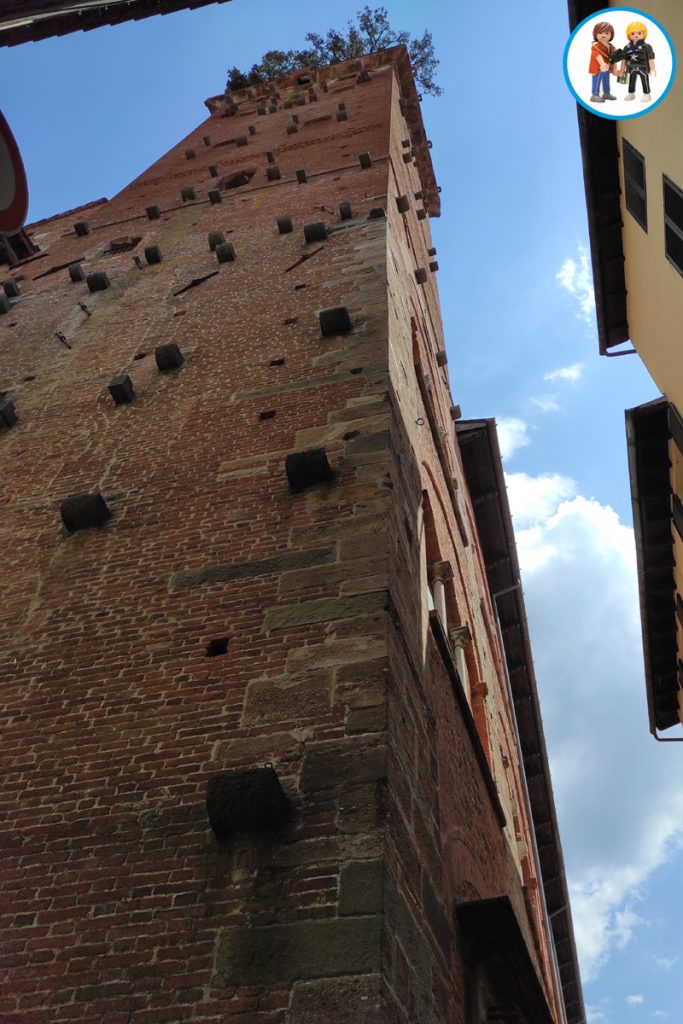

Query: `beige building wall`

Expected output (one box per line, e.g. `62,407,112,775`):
613,0,683,411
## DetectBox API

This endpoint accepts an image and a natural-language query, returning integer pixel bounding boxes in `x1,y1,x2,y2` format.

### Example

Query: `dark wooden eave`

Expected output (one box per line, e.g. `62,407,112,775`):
456,418,585,1024
567,0,629,353
0,0,232,47
625,398,681,733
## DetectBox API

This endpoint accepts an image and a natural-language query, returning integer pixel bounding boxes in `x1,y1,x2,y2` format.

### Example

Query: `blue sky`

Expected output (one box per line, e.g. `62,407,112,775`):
2,1,681,1019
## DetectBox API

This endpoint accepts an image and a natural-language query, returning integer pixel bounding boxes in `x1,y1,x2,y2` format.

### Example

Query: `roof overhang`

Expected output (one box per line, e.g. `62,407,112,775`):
0,0,232,47
625,398,683,733
567,0,630,353
456,419,585,1024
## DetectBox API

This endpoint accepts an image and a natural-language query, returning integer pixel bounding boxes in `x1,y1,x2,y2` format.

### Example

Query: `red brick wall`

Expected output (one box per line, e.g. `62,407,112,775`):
0,49,560,1024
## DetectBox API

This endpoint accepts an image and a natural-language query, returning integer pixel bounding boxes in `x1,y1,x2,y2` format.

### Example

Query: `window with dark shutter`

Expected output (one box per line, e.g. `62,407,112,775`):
622,139,647,231
663,175,683,277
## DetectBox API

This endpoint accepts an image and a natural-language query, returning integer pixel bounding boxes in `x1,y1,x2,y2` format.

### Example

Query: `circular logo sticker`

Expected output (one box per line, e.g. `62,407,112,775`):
564,6,676,119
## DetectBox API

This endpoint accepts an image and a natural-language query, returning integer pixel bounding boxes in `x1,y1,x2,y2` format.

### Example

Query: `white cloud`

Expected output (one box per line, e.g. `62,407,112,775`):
556,245,596,322
650,953,679,971
627,996,645,1007
652,1011,671,1019
496,417,530,461
530,395,562,413
587,1006,610,1024
506,471,577,531
509,476,683,983
544,362,586,384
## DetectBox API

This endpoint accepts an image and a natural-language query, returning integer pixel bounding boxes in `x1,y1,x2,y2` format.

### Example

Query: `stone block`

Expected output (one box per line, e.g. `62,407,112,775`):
266,151,276,163
296,169,308,184
208,164,219,176
319,306,351,336
367,208,386,220
277,216,293,234
395,195,410,213
304,221,327,243
170,545,336,591
107,374,135,405
346,705,387,735
290,974,382,1024
264,591,388,633
242,671,332,727
359,152,372,169
428,246,437,256
338,783,382,834
436,350,447,367
450,404,462,421
301,741,388,792
180,186,196,201
206,767,290,840
339,859,384,915
73,221,90,236
203,135,211,146
335,659,388,709
414,268,428,284
215,241,236,263
429,261,439,272
208,190,222,204
86,271,110,293
235,135,248,147
155,342,184,371
267,165,281,181
336,111,348,122
60,493,111,532
417,209,427,220
144,244,162,265
214,917,381,986
68,263,86,282
146,204,161,220
339,201,353,220
208,231,225,251
185,148,196,159
287,124,299,135
3,279,20,297
345,431,390,454
248,124,256,135
422,873,452,958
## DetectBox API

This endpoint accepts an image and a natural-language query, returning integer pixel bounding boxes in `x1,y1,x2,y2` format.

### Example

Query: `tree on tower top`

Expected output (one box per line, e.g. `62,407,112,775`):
226,6,442,97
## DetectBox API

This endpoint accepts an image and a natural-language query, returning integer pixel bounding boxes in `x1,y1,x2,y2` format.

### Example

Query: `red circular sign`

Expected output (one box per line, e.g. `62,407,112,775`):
0,110,29,236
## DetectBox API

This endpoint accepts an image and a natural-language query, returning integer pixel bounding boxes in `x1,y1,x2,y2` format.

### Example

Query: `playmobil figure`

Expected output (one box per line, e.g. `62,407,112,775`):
588,21,617,102
619,21,656,102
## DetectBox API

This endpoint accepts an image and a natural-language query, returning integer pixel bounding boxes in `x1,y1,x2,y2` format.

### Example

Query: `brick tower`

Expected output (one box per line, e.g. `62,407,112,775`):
0,47,583,1024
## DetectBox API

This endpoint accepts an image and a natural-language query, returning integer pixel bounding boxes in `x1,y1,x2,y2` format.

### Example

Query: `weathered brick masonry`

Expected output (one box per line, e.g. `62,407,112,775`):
0,47,579,1024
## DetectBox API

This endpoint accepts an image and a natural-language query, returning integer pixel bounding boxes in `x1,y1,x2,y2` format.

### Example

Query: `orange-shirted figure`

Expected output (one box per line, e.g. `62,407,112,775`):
589,20,617,103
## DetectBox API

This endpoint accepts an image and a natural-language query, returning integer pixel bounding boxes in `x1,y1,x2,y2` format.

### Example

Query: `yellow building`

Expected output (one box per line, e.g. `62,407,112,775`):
569,0,683,735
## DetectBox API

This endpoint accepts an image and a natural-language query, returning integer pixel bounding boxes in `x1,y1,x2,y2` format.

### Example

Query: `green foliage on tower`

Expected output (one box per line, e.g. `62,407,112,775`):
226,6,442,96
